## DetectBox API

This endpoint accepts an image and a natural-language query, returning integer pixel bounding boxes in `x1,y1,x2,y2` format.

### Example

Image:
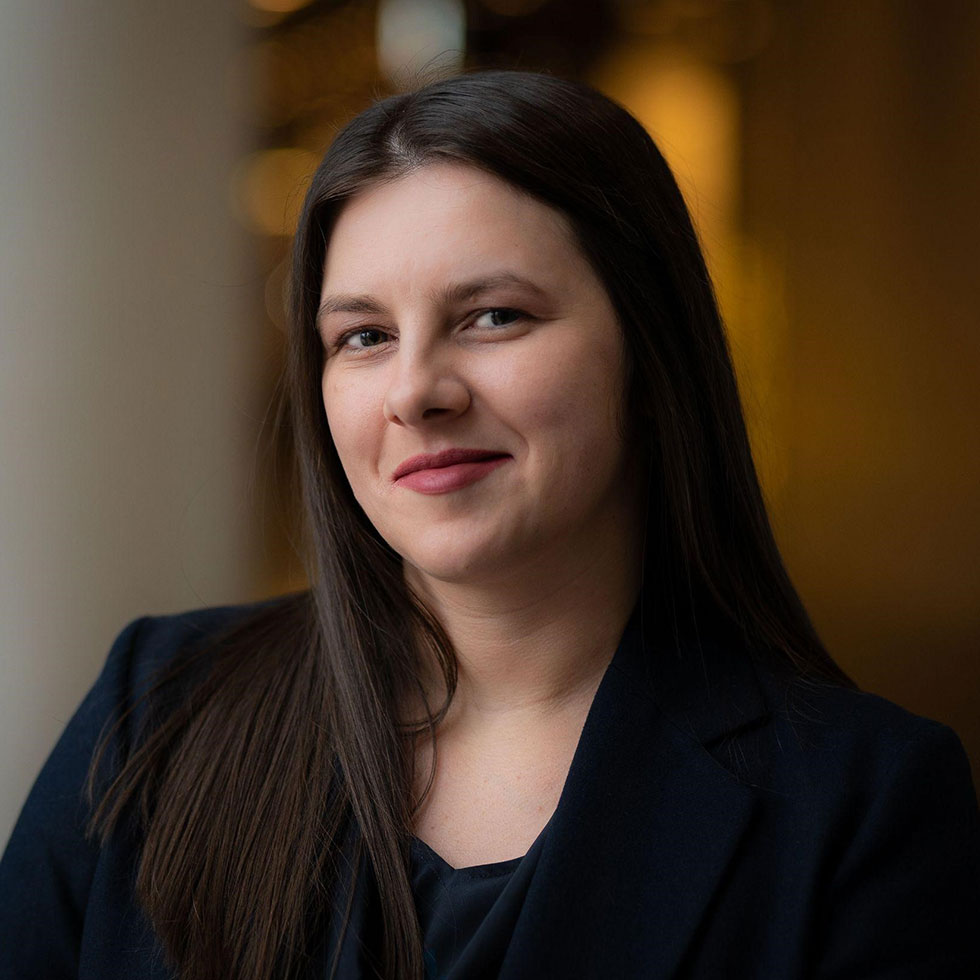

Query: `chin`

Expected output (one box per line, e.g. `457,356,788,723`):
402,548,503,586
396,529,520,587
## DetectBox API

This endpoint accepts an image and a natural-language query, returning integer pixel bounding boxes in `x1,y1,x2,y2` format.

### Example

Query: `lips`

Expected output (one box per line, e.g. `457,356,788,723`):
393,448,510,481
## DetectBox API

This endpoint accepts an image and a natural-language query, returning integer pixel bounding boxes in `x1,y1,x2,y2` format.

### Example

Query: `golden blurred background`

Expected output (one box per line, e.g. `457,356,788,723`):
237,0,980,779
1,0,977,846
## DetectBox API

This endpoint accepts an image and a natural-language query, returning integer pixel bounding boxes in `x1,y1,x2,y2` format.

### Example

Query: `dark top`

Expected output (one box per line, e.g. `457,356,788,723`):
410,820,549,980
1,597,979,979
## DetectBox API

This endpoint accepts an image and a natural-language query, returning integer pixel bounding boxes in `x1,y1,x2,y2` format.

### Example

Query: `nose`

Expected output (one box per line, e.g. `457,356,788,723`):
382,346,471,427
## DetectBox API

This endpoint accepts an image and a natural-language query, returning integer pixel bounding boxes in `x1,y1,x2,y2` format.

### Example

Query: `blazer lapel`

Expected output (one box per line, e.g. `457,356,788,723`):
499,609,769,979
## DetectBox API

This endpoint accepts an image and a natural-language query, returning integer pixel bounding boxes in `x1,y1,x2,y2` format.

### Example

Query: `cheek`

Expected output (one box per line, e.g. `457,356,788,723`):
505,343,624,446
321,373,380,483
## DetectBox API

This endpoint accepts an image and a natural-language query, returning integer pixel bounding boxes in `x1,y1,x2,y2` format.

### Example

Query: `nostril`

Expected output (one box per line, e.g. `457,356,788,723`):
383,374,471,426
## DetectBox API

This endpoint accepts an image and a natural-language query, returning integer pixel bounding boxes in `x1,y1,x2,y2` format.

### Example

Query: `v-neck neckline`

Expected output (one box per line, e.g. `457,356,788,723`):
410,809,555,878
406,609,643,879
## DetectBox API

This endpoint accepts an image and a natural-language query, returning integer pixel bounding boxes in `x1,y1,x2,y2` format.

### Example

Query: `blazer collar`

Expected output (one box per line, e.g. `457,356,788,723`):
499,605,769,978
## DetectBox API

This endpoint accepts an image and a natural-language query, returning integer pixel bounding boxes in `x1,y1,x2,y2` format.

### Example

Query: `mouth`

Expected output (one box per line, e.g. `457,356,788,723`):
392,448,512,494
393,448,510,480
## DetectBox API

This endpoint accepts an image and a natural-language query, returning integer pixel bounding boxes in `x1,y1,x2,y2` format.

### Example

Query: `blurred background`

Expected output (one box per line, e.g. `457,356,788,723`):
2,0,978,847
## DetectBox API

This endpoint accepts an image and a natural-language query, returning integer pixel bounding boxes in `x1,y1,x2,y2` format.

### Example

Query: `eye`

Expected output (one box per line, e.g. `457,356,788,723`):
472,308,525,330
337,327,390,351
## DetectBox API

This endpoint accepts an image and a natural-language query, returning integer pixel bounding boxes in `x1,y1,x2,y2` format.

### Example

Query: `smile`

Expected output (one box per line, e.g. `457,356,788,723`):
393,449,511,495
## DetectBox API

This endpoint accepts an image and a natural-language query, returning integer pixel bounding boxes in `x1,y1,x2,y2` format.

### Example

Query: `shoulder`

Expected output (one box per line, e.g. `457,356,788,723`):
740,656,980,883
99,592,311,730
748,668,980,972
681,632,980,845
112,591,307,675
751,661,975,797
0,595,303,976
6,592,311,821
654,623,976,803
706,655,980,972
0,594,307,977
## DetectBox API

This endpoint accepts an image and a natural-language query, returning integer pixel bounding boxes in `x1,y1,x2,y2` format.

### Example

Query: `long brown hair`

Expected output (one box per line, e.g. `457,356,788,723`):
88,69,852,980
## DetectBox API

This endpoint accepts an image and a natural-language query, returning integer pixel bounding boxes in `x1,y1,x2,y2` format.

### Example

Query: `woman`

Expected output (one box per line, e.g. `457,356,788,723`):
1,69,978,980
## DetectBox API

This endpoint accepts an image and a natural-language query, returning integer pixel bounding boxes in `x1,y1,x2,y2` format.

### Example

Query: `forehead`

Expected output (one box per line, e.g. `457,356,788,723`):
320,162,590,295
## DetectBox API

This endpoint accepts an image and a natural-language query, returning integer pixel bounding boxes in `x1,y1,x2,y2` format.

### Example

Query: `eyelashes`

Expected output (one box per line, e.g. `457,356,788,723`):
337,326,389,351
473,307,523,330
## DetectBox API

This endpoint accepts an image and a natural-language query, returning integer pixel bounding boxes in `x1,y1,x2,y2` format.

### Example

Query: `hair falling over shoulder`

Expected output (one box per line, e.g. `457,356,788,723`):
87,68,853,980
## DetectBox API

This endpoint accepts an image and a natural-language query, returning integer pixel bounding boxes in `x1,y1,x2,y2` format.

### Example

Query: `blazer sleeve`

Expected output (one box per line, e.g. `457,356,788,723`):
816,717,980,978
0,616,146,980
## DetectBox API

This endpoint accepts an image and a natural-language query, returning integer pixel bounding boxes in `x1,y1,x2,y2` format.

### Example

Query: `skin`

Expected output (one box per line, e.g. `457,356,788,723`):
318,162,644,866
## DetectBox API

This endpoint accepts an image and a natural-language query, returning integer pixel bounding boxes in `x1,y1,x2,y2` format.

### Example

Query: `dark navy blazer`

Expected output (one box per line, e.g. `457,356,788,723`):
2,599,979,978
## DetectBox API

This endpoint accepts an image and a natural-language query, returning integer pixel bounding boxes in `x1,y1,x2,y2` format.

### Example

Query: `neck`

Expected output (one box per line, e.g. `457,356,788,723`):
403,510,643,729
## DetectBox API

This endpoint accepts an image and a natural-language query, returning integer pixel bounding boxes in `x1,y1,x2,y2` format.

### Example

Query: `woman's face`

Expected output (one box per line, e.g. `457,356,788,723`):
318,162,638,585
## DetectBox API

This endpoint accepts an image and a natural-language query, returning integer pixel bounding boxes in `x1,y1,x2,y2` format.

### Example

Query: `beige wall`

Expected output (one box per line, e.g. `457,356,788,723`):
0,2,262,847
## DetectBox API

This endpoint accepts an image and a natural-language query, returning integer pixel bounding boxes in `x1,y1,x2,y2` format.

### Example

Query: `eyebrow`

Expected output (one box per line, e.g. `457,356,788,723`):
316,272,549,326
